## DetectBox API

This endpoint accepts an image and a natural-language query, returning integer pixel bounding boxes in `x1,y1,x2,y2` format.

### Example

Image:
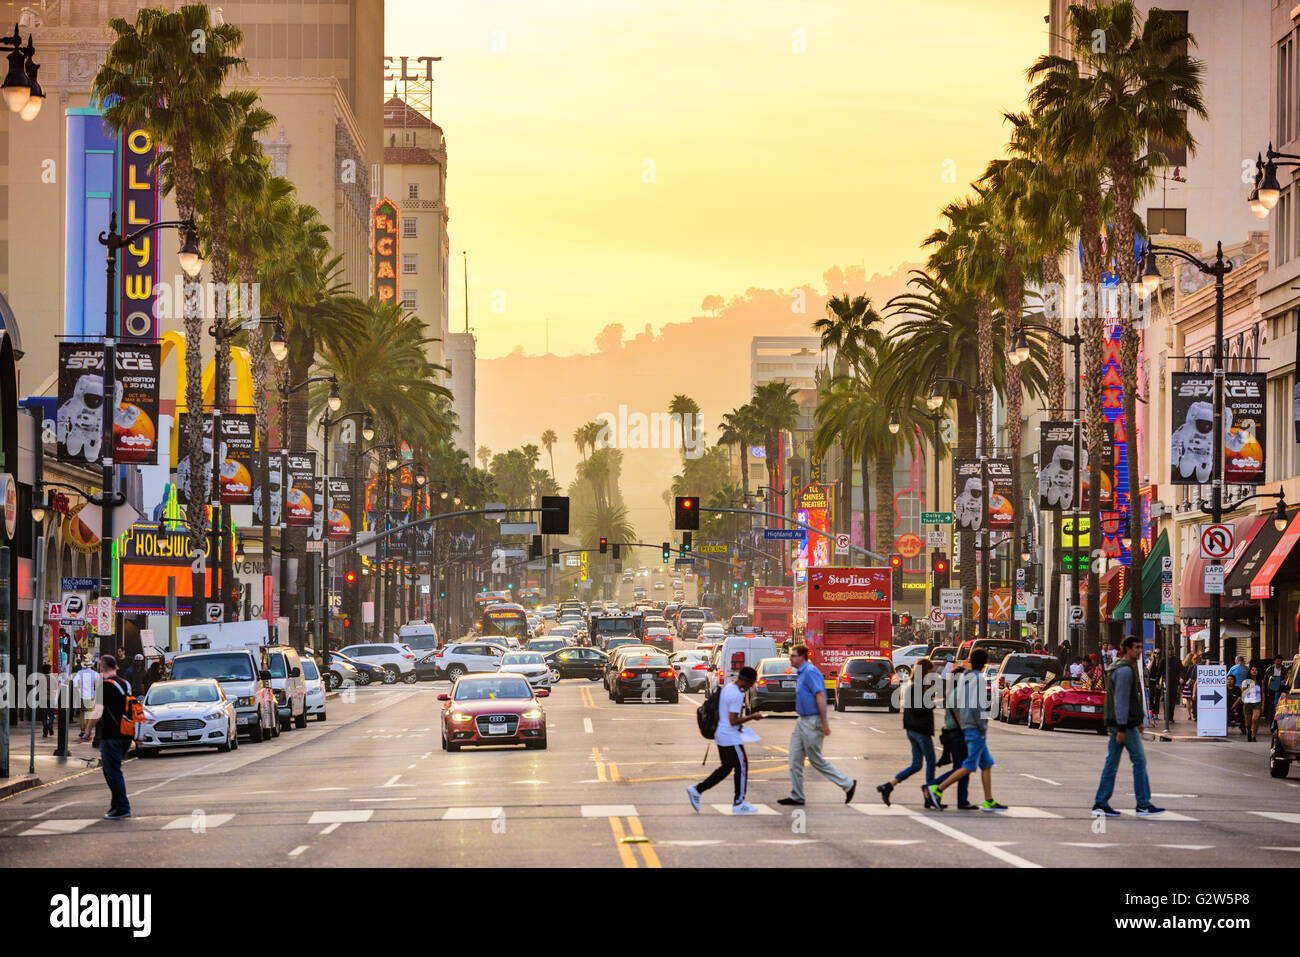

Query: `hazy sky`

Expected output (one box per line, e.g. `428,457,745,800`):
385,1,1047,359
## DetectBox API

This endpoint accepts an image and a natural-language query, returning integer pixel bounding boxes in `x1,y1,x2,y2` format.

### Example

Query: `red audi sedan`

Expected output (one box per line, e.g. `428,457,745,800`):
439,673,549,751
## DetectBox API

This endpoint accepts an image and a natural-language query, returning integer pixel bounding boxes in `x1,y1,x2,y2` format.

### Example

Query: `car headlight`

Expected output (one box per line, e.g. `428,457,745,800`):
521,709,542,719
204,711,226,721
451,712,474,722
236,696,254,708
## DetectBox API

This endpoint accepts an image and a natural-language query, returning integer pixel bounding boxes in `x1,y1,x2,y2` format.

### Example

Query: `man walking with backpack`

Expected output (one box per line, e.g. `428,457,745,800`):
80,655,134,820
777,645,856,806
688,666,763,814
1092,636,1163,818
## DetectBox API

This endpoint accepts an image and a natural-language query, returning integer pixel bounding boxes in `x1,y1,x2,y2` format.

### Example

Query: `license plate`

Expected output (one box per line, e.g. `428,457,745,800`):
487,724,509,735
1081,705,1098,713
170,731,189,741
781,681,795,689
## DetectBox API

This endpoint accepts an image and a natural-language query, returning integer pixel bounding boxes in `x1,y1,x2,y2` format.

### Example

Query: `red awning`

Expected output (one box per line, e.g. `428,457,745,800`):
1251,512,1300,600
1100,564,1125,619
1181,514,1263,616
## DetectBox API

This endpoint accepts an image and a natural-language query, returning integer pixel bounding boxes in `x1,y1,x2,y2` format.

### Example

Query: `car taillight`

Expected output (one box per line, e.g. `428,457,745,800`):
693,663,708,670
434,651,443,658
619,670,633,679
890,674,900,684
660,671,675,679
404,653,415,659
839,673,851,684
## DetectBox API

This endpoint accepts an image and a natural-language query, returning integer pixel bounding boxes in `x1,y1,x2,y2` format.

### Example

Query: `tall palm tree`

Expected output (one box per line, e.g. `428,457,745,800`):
540,429,558,479
717,405,761,502
477,446,492,471
749,382,799,507
668,395,700,457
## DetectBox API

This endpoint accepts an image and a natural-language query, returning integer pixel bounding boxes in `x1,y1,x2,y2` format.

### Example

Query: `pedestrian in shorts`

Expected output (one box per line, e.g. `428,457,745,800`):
927,648,1007,812
687,666,763,814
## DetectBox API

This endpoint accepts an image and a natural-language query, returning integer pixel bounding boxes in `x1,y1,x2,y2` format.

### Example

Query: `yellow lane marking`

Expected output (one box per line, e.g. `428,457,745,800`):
608,816,639,867
627,816,661,868
608,761,621,782
592,746,607,783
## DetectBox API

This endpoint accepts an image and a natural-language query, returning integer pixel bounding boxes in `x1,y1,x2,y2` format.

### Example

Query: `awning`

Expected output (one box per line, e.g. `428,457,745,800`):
1251,511,1300,600
1112,529,1170,621
1180,515,1263,617
1100,565,1126,620
1189,621,1255,642
1225,514,1288,601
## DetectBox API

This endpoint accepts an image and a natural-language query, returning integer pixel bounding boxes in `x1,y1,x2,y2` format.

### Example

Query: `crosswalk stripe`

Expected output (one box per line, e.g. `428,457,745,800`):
1121,809,1198,822
308,810,372,824
163,813,234,830
1249,811,1300,825
852,804,918,816
710,803,779,816
20,818,97,836
441,807,503,820
1000,807,1061,819
1154,844,1213,850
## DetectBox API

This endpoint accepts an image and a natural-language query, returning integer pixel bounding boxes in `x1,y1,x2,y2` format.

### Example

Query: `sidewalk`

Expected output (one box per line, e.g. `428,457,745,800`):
0,718,110,801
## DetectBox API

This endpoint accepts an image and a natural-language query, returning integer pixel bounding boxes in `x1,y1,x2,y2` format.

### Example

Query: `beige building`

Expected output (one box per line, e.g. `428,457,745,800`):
0,0,384,399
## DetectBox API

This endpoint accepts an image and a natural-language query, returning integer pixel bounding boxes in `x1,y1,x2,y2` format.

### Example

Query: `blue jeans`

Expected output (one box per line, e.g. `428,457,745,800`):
935,733,970,806
100,738,131,814
894,730,935,785
1094,727,1151,808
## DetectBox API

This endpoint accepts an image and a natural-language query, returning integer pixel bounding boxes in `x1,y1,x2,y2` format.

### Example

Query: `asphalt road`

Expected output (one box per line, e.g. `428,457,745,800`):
2,577,1297,868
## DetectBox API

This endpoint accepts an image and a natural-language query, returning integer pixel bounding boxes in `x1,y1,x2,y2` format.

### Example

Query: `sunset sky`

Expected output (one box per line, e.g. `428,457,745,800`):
386,0,1048,360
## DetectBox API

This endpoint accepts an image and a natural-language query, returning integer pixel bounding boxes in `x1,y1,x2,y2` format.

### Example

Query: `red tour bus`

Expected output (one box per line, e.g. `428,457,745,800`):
752,586,794,644
804,567,893,696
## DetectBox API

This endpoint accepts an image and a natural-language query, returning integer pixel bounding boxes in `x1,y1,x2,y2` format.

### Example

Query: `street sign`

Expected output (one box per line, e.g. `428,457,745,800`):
96,597,115,636
926,529,947,547
1161,556,1173,574
1161,582,1174,605
61,577,96,591
674,558,695,566
764,529,806,541
1015,567,1026,585
1196,664,1228,737
928,607,945,626
499,522,538,536
485,502,507,520
699,544,727,553
834,533,850,553
1203,564,1225,595
564,555,581,567
1068,605,1084,626
921,512,953,526
1199,524,1234,561
45,602,62,620
206,603,223,623
939,588,963,615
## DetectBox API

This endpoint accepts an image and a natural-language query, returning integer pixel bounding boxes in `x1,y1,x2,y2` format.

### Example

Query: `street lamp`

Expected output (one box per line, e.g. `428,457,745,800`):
0,27,41,120
361,415,376,443
439,487,449,501
888,412,900,435
1246,145,1300,217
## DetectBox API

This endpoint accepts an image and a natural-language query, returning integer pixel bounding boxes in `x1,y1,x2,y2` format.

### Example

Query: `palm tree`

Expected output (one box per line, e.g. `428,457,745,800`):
668,394,700,458
749,382,799,506
717,405,761,502
540,429,558,479
477,446,492,471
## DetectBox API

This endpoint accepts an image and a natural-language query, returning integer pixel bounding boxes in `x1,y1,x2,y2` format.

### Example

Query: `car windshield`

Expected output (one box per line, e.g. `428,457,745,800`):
1003,655,1053,677
501,653,545,667
401,632,438,652
267,653,287,678
171,654,254,682
145,682,220,705
530,640,563,652
453,677,533,700
301,658,319,680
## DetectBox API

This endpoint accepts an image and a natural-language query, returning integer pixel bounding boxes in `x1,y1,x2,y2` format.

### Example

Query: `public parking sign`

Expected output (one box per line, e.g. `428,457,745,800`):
1199,524,1234,561
1196,664,1228,737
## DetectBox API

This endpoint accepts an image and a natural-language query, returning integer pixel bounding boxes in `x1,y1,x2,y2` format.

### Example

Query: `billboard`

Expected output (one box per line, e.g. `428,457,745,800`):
118,126,160,341
371,198,400,303
116,523,214,613
1038,420,1076,511
283,452,316,527
57,342,161,466
797,483,832,568
1224,373,1266,486
177,413,256,505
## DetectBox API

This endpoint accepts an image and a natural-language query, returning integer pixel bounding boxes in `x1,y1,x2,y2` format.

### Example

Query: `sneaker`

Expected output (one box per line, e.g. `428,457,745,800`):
980,800,1008,812
926,784,946,810
1091,803,1120,818
876,782,893,806
844,780,857,804
921,785,934,809
686,786,701,813
1135,804,1165,816
103,809,131,820
732,802,759,815
776,797,804,806
956,803,979,810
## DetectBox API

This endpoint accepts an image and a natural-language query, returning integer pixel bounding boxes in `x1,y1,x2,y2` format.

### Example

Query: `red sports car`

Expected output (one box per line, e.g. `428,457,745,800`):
1000,674,1049,724
439,673,549,751
1027,676,1107,733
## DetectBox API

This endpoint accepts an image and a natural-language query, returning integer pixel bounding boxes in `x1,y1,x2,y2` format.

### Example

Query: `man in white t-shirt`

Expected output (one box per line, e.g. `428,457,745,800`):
74,659,99,735
687,666,763,814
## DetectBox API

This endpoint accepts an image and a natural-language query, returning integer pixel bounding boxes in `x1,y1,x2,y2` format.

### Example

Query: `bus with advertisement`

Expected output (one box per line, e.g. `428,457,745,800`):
751,586,794,645
804,566,892,697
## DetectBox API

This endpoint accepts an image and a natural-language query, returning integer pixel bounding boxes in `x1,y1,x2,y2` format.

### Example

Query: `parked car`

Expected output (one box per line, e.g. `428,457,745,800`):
320,652,360,690
498,651,552,690
748,657,799,712
1001,673,1051,724
988,653,1058,703
1028,675,1107,732
329,651,383,686
169,648,277,743
670,649,711,693
439,674,549,751
300,654,327,722
336,642,418,684
834,656,900,712
262,645,308,730
610,652,678,704
136,678,238,757
422,641,505,681
545,646,608,682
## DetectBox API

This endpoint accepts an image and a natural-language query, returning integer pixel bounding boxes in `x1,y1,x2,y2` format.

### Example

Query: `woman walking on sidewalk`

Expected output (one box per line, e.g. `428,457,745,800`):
877,658,936,806
1241,665,1263,742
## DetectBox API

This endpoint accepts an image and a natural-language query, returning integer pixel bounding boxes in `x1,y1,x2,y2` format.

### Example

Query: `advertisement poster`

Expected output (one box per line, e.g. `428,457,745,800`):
1081,419,1115,510
57,342,161,466
283,452,316,527
253,457,281,526
1223,373,1266,485
987,458,1014,531
118,126,160,341
797,483,832,568
327,477,354,541
1170,373,1214,485
1039,420,1077,511
307,477,328,542
177,414,256,505
953,459,984,532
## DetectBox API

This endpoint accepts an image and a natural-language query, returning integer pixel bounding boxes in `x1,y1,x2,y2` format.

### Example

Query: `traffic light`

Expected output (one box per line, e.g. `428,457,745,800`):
612,543,620,560
674,496,699,531
599,537,608,554
530,534,543,560
931,551,950,590
342,570,359,641
551,548,560,566
889,552,903,600
889,553,902,570
541,495,570,535
682,531,692,552
662,542,670,563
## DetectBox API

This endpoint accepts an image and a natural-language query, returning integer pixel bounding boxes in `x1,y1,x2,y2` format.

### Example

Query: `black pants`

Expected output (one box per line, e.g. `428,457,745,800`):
698,744,747,805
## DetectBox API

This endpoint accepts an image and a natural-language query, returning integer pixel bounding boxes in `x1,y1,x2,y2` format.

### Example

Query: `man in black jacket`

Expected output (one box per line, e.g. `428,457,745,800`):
1092,637,1163,818
80,655,133,820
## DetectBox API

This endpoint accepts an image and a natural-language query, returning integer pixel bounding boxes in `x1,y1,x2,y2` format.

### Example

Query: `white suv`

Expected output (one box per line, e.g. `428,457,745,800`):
337,642,418,684
427,642,504,681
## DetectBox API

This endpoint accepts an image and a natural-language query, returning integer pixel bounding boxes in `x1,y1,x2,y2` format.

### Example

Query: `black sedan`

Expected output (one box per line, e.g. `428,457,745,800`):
747,657,799,712
834,656,900,712
543,646,607,681
329,652,384,687
611,652,678,704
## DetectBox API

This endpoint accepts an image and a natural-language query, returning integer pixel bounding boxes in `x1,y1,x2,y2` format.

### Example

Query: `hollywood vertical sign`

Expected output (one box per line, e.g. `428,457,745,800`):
371,198,400,303
1101,322,1130,563
119,127,160,341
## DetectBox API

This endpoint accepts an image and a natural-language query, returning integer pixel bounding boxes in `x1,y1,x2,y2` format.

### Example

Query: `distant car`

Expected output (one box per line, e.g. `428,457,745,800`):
834,656,900,712
539,606,558,620
989,653,1058,702
653,581,665,591
604,646,661,693
545,646,608,682
321,652,360,690
439,674,549,751
136,678,238,757
623,572,634,583
527,637,567,655
337,642,417,684
670,649,711,692
1028,675,1106,732
643,627,673,653
603,636,644,656
422,642,504,681
610,652,678,704
748,657,799,712
330,651,383,686
263,644,308,730
891,643,930,676
699,624,725,641
397,621,440,656
498,652,552,690
300,654,327,722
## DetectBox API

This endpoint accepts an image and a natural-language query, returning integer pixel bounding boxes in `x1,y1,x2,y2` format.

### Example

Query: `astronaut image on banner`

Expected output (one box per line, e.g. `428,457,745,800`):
307,481,326,542
176,431,213,503
59,375,117,463
1039,445,1074,509
955,475,984,531
1171,399,1214,484
252,462,282,526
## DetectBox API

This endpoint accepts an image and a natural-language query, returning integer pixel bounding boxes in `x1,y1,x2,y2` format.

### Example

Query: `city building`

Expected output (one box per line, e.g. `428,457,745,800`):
445,331,477,459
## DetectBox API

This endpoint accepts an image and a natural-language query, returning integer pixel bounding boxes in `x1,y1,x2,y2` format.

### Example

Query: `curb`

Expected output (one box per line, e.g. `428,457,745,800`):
1143,731,1228,742
0,776,41,800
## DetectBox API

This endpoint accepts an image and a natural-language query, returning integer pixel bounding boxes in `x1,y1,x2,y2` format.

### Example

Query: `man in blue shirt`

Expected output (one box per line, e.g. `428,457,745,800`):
1228,655,1247,687
777,645,856,806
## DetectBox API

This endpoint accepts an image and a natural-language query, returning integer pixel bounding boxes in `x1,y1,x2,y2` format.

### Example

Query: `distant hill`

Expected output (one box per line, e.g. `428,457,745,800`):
475,261,922,545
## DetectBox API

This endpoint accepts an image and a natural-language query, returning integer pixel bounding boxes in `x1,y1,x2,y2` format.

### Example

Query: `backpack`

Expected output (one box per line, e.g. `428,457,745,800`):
696,686,722,740
111,678,147,740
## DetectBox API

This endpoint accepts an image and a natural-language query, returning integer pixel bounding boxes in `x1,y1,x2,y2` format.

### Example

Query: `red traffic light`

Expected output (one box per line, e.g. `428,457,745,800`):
345,571,357,583
889,553,902,569
682,498,694,509
934,559,947,573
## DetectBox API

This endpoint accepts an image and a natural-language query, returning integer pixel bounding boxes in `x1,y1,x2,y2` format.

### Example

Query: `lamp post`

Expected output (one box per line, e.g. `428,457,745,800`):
99,212,201,644
1010,318,1084,652
1142,241,1232,661
1,26,44,122
361,444,400,638
314,406,365,657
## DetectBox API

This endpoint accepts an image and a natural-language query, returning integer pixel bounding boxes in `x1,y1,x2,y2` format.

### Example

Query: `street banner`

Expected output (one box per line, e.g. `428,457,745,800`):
448,531,478,560
953,458,984,532
282,452,316,527
252,456,281,526
412,522,434,565
1081,419,1115,510
177,413,256,505
307,478,328,542
327,477,354,541
57,342,162,466
385,509,408,558
1038,420,1076,511
987,458,1013,531
1223,373,1266,485
1171,373,1214,484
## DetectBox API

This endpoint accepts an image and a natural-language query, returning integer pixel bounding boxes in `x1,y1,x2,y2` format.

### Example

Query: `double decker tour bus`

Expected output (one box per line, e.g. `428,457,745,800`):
804,567,893,698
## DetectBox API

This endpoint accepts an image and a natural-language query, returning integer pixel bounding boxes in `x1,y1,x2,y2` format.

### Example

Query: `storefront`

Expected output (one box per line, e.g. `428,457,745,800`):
1179,514,1261,663
1250,511,1300,660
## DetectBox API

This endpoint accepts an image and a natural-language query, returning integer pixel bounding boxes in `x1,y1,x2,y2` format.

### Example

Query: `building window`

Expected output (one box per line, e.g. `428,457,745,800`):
400,290,417,310
403,217,418,238
1146,207,1187,236
1269,373,1295,481
1276,188,1291,267
1281,34,1294,146
402,253,418,275
408,182,419,200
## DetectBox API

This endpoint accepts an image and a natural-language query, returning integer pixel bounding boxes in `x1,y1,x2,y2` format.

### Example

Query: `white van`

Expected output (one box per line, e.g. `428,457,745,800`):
707,635,781,695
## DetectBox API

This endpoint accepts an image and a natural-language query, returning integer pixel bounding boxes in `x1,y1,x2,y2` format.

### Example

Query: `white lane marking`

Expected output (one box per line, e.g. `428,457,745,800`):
379,775,412,788
1150,750,1254,779
310,787,346,792
289,845,310,857
658,840,723,846
1151,793,1198,798
867,727,887,735
907,814,1042,869
247,790,282,795
1120,809,1198,821
584,718,594,734
1155,844,1213,850
350,797,414,802
512,780,547,785
20,818,97,836
439,781,471,787
1019,774,1062,786
759,839,820,844
581,805,638,817
1260,846,1300,852
1060,842,1119,848
420,752,432,759
711,803,779,816
309,810,372,824
864,839,925,845
442,806,503,820
407,764,416,770
163,813,233,830
320,822,342,835
31,801,80,818
1249,811,1300,824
